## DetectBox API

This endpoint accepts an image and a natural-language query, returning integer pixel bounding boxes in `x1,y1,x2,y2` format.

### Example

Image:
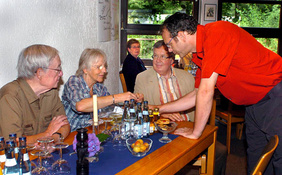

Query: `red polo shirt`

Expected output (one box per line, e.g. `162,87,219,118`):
193,21,282,105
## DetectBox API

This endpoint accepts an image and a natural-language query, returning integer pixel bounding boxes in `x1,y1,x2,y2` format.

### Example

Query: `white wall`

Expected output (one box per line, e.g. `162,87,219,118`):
0,0,120,96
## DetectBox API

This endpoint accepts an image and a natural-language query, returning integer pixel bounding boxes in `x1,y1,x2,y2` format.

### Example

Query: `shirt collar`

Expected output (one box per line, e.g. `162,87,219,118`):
156,66,176,79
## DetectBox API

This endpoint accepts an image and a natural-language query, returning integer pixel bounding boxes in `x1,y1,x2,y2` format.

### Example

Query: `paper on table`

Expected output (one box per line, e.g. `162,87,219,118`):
113,106,123,114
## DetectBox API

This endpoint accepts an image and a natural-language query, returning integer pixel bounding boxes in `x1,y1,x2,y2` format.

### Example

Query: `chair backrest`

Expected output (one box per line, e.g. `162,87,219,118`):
119,71,127,92
251,135,279,175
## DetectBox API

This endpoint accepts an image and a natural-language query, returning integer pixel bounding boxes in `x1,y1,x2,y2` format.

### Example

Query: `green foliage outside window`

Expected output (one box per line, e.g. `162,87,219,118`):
128,0,193,24
222,3,280,52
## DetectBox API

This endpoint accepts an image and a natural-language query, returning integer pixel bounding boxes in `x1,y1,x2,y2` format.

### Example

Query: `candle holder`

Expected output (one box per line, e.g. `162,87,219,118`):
92,122,99,135
76,128,89,175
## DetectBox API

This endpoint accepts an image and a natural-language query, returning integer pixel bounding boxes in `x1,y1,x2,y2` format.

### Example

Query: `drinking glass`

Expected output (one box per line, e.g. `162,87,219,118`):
30,149,49,174
112,122,127,151
100,115,114,136
37,137,55,171
51,136,71,174
155,121,178,143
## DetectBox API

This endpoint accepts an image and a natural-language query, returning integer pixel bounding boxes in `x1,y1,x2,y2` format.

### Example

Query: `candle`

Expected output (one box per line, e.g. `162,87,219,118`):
93,95,98,126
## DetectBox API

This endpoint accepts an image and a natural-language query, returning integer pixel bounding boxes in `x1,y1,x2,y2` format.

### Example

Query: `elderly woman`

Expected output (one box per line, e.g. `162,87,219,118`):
62,48,143,132
0,44,70,144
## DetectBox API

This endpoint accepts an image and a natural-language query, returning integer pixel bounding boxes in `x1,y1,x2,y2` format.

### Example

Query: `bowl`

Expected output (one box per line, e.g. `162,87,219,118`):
126,138,153,157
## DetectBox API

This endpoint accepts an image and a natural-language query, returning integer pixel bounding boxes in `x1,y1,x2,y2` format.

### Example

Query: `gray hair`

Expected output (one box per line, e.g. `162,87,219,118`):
17,44,59,79
75,48,107,76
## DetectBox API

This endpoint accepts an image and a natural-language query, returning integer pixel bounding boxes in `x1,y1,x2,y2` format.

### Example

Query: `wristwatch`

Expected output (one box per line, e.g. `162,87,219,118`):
52,132,63,140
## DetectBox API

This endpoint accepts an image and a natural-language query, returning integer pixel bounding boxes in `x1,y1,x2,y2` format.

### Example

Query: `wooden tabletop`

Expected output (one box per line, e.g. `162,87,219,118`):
115,122,217,175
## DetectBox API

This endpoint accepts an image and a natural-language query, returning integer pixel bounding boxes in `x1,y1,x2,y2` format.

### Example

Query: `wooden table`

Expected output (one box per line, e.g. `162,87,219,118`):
64,122,217,175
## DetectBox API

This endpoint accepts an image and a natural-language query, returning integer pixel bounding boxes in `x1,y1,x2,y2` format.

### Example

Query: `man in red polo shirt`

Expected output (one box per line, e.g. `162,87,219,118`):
158,12,282,174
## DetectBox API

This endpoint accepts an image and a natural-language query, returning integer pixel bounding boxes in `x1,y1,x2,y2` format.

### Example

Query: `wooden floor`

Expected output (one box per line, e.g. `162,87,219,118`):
175,120,248,175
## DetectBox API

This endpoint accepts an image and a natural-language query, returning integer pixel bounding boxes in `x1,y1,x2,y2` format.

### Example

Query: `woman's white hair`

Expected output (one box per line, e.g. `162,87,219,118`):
75,48,107,76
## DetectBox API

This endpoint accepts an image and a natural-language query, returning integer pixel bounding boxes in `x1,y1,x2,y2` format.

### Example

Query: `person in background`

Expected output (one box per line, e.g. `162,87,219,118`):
158,12,282,174
62,48,143,132
0,44,70,144
122,39,146,92
134,40,227,175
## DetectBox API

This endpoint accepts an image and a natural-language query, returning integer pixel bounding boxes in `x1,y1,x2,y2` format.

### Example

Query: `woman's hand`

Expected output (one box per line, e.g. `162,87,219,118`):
115,92,136,103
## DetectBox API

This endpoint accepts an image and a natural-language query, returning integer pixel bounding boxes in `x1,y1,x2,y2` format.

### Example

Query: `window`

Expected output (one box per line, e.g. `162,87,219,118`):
218,0,282,54
121,0,199,63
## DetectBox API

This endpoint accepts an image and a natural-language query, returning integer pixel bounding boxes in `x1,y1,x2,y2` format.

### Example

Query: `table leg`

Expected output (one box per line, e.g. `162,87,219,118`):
207,130,217,175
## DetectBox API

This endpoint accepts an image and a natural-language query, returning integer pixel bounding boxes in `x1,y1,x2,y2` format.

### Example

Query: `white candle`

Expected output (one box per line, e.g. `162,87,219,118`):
93,95,98,126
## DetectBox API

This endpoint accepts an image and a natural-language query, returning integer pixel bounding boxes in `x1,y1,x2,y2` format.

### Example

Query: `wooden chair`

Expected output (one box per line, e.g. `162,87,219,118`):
214,89,245,154
251,135,279,175
119,71,127,92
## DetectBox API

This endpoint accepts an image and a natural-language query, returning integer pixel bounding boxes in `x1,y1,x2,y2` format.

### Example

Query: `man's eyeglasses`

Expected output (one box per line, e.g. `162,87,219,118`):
42,66,62,73
130,46,140,49
152,55,171,60
166,36,175,48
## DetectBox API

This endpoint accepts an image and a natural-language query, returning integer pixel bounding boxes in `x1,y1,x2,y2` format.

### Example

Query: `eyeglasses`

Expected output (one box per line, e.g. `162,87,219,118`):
152,55,171,60
42,66,62,73
130,46,140,49
93,65,107,70
166,36,175,48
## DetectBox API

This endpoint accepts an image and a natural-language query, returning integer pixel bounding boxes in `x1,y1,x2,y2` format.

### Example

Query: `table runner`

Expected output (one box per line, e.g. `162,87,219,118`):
51,133,178,174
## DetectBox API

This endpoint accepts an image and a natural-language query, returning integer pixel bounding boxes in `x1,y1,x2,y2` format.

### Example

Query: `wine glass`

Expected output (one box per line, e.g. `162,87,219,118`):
100,115,114,136
51,136,71,174
37,137,55,171
30,149,49,175
154,121,178,143
112,122,127,151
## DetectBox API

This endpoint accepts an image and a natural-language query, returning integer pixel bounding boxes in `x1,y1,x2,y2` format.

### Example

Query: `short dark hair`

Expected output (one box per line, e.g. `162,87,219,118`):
153,40,175,60
127,39,140,49
160,12,198,38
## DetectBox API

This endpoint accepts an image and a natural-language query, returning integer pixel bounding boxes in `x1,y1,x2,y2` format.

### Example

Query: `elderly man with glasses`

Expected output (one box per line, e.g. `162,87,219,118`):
0,44,70,144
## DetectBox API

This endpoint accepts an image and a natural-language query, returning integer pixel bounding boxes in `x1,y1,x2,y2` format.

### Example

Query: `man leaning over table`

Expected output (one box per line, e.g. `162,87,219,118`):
0,44,70,144
134,40,227,175
157,12,282,174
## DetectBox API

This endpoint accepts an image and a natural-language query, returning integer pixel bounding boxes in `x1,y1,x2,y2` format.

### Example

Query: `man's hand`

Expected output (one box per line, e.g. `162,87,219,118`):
45,115,69,136
174,127,200,139
161,113,184,122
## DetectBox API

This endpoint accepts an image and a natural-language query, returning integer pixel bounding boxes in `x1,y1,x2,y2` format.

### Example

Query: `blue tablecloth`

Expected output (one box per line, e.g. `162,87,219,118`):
50,133,178,174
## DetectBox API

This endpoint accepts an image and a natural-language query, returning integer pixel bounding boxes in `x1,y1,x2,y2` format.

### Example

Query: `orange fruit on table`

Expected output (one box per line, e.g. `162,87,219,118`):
133,146,141,153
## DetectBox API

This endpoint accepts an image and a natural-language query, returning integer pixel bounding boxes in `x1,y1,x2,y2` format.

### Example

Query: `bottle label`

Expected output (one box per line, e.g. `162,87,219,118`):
129,109,135,113
0,154,6,162
23,172,31,175
142,111,149,115
23,153,29,161
4,158,17,167
134,125,142,138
